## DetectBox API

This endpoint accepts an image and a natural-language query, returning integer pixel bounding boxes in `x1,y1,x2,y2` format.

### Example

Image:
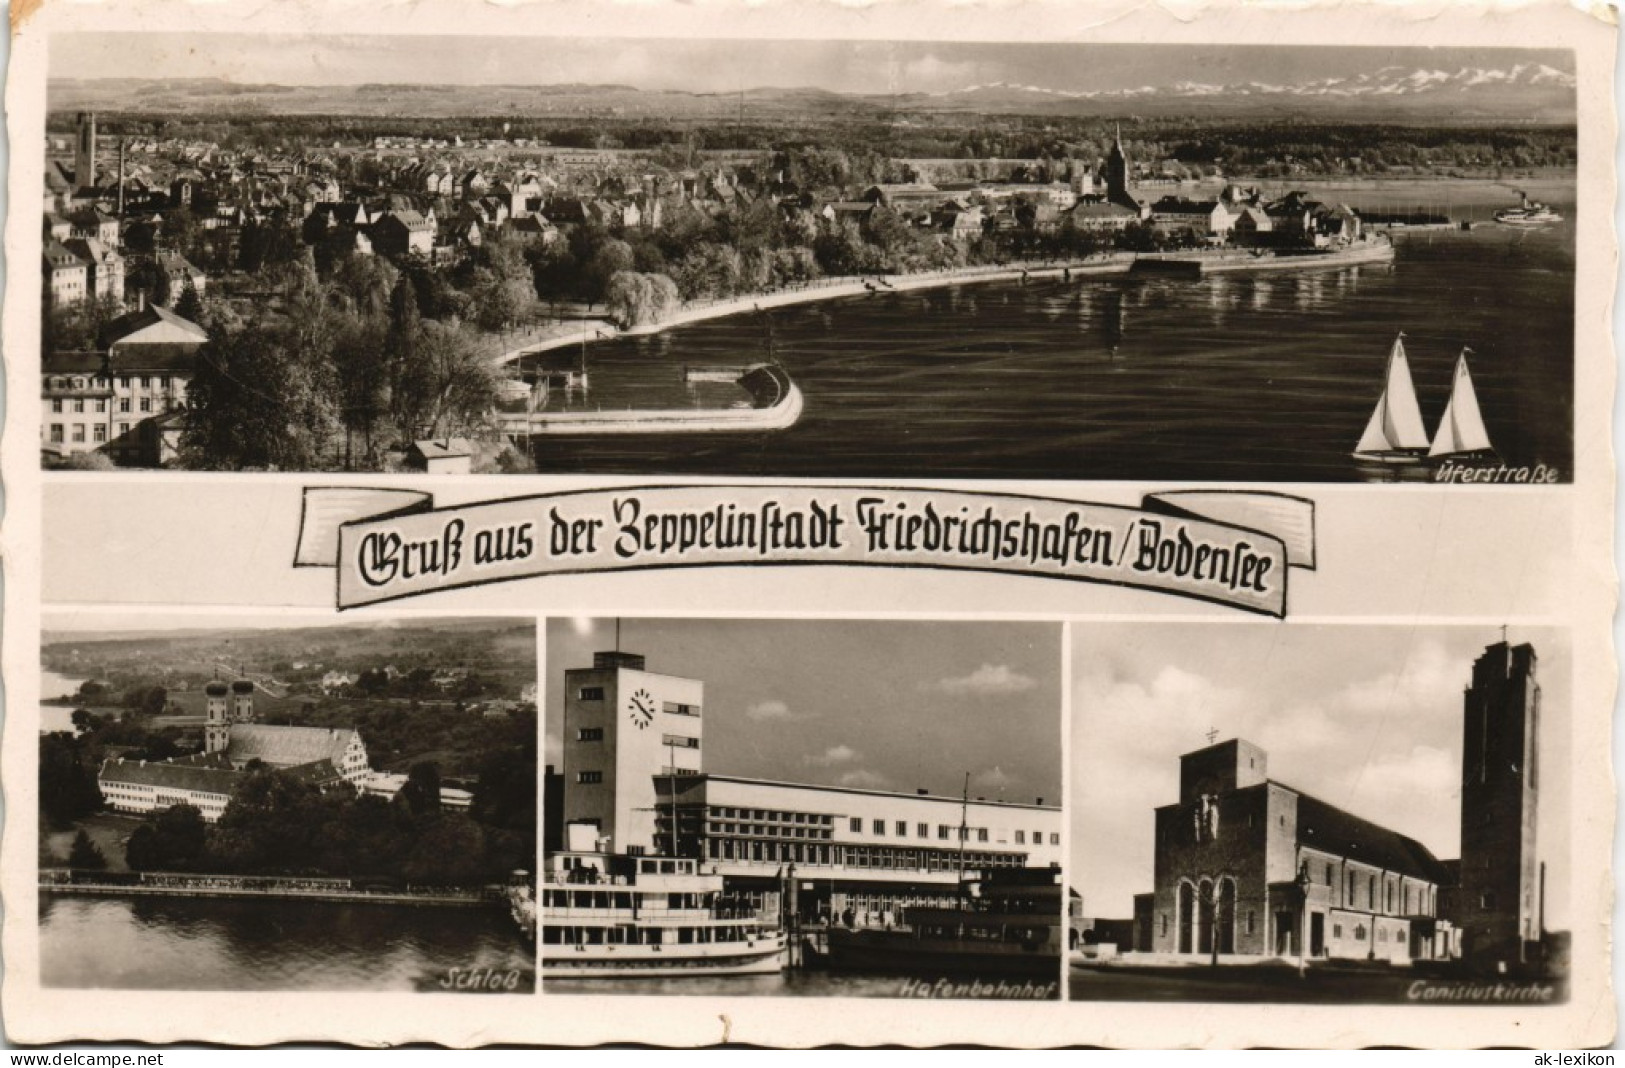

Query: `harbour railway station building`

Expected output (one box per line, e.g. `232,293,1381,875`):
557,649,1062,923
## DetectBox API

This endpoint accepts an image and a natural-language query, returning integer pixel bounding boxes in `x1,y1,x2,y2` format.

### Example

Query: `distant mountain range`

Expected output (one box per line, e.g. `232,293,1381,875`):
889,63,1576,121
48,63,1576,123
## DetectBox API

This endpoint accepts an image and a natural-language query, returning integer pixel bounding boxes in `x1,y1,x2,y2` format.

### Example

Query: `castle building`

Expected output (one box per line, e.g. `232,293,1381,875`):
557,649,1061,921
100,675,368,823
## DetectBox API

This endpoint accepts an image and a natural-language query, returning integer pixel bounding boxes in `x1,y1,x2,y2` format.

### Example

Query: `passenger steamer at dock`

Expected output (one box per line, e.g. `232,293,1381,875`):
541,829,788,979
823,867,1065,979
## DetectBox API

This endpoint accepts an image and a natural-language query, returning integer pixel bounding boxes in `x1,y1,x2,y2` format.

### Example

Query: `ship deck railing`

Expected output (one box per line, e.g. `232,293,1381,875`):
541,907,723,921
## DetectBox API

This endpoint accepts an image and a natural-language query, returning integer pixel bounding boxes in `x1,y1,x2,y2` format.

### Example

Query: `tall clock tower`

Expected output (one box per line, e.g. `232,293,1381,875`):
561,650,704,854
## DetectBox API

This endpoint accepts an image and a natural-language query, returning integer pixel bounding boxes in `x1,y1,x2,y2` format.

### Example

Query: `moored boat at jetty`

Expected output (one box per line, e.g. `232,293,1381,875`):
541,836,787,979
824,867,1064,979
504,363,803,437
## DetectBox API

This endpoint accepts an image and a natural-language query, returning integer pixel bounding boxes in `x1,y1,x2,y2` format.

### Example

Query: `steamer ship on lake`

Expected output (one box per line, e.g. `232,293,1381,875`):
540,830,787,979
823,867,1065,979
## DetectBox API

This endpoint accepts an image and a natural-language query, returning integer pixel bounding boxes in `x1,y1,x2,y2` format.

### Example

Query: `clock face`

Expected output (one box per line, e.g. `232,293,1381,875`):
628,689,655,729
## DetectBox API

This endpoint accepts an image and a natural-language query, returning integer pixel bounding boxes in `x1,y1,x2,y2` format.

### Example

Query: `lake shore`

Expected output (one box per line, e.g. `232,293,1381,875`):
41,869,501,908
500,170,1574,367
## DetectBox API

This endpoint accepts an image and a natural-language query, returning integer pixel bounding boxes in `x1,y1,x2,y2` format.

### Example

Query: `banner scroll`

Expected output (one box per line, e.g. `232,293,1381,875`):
295,485,1316,617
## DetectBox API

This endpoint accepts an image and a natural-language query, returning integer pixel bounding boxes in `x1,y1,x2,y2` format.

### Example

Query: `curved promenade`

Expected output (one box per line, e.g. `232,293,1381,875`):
499,254,1136,365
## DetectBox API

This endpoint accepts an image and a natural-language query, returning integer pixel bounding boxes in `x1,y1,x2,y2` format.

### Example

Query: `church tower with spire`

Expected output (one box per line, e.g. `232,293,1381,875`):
1105,123,1130,204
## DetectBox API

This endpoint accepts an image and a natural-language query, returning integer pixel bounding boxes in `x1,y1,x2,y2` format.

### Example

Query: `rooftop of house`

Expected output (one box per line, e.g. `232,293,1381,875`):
100,750,238,794
43,351,110,376
411,437,476,461
1288,786,1453,886
102,303,208,347
225,724,362,769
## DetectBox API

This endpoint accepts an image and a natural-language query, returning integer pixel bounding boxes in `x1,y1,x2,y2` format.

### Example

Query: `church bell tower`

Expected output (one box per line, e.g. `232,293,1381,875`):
74,112,97,189
1457,640,1542,972
204,680,231,754
1105,124,1130,204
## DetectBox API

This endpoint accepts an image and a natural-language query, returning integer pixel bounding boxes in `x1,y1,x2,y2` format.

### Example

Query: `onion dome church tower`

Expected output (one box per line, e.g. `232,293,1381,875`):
231,679,256,723
204,680,231,754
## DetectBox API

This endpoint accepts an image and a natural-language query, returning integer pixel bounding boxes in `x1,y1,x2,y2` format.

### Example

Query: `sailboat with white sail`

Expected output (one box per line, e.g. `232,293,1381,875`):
1427,349,1498,463
1352,334,1430,464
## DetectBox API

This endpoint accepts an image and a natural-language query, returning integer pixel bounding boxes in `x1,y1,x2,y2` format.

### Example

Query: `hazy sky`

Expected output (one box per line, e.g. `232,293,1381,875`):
41,611,402,636
49,36,1574,95
1071,624,1572,928
547,618,1061,804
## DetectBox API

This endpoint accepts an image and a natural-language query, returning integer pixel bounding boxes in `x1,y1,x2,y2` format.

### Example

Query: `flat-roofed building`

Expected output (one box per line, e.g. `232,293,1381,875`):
560,650,703,855
557,648,1061,923
654,772,1061,920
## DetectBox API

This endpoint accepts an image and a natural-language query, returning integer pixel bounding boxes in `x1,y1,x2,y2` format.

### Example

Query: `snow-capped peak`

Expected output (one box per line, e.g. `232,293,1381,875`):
941,62,1575,102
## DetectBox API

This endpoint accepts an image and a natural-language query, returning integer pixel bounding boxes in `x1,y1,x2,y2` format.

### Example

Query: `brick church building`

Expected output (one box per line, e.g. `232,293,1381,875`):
1135,640,1545,975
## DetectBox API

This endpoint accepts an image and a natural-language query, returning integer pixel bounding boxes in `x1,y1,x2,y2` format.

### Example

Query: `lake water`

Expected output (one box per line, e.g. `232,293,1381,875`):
529,181,1574,483
40,670,89,733
40,895,535,992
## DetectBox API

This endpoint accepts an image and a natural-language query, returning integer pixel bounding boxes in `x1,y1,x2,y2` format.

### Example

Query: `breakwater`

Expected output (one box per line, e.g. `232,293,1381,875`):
1132,240,1396,277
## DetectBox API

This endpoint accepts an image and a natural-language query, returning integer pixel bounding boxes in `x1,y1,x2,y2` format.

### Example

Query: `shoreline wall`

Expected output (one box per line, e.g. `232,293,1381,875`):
41,874,502,909
502,254,1135,365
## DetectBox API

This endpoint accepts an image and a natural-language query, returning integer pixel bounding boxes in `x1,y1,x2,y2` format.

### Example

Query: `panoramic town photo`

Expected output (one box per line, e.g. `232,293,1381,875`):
1067,624,1571,1004
542,617,1063,997
40,35,1575,482
38,615,539,992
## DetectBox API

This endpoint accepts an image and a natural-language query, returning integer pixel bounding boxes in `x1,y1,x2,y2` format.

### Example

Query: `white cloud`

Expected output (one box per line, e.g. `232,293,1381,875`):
1333,640,1460,719
931,663,1036,696
1071,628,1495,917
806,744,857,766
972,766,1015,794
837,769,890,789
897,54,982,91
746,699,793,722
